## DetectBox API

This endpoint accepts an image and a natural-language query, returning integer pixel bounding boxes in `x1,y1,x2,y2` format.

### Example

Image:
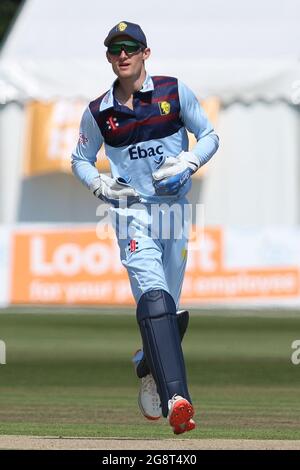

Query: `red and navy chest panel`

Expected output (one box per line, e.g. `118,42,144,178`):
89,76,183,148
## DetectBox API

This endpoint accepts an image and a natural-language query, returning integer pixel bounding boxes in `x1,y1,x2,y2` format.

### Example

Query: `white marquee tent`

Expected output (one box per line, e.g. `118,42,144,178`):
0,0,299,225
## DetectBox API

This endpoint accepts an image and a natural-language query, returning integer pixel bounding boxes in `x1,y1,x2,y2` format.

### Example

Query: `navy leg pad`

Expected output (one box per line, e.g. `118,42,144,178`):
136,289,191,417
136,310,189,378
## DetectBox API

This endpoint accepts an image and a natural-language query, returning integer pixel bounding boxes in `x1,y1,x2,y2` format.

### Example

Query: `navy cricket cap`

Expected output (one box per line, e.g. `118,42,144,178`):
104,21,147,47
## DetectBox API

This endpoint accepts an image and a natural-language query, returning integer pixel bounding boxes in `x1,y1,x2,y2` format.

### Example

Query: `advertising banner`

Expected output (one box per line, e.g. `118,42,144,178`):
10,226,300,306
23,100,110,177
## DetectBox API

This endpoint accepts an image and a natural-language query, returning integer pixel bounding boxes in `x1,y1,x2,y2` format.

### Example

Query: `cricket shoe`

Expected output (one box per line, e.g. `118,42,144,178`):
132,350,162,420
168,394,196,435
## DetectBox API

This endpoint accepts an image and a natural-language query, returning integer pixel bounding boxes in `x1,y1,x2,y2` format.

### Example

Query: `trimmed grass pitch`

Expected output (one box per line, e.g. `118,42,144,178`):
0,310,300,440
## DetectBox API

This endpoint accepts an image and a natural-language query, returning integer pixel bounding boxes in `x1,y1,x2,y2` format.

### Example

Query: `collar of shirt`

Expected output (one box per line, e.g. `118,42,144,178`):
99,73,154,112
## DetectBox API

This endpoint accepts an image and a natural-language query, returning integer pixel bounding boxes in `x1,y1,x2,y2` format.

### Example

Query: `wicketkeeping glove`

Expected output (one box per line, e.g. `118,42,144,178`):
152,152,200,196
90,174,140,207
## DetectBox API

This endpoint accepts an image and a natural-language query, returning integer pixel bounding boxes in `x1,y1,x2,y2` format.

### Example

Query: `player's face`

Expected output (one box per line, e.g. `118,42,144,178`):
106,36,150,80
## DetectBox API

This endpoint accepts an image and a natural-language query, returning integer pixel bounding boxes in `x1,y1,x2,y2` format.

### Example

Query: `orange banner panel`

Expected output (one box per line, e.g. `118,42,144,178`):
183,269,300,302
23,100,110,177
11,227,133,305
189,97,220,178
188,226,223,273
10,226,300,306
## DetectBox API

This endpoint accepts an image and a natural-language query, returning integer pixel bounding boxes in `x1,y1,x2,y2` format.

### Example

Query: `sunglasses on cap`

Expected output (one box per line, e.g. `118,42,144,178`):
107,40,143,56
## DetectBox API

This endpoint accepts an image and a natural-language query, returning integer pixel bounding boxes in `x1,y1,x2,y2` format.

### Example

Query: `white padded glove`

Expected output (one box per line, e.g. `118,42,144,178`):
153,152,200,180
152,152,200,196
90,174,140,207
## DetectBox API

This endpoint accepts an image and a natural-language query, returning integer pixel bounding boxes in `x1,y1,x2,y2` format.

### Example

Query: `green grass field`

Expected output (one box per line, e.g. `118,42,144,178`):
0,309,300,440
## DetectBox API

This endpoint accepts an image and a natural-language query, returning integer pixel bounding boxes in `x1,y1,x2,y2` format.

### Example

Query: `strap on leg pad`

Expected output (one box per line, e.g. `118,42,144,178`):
136,289,191,417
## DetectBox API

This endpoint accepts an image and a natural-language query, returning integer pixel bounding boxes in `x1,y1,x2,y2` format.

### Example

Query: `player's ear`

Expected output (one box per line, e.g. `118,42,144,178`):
106,51,112,63
142,48,151,61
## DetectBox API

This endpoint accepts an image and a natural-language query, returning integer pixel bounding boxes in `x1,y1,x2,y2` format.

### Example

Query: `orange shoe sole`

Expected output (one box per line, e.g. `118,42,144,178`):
169,398,196,435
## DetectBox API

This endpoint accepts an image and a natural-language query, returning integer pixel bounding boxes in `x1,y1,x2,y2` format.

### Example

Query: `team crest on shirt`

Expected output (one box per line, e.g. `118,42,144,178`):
106,116,119,131
117,22,127,32
158,101,171,115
